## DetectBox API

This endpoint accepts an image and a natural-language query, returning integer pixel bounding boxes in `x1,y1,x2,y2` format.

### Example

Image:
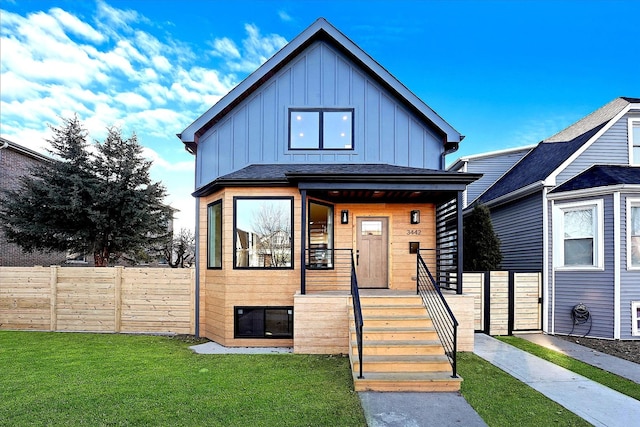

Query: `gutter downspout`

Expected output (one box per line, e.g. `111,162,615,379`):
194,196,200,338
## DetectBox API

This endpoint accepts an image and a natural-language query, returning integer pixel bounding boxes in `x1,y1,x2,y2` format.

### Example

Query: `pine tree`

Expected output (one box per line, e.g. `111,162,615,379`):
463,203,503,271
0,117,170,266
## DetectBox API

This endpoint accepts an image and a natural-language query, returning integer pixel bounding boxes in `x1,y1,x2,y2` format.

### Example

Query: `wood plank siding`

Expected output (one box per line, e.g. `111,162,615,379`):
195,41,444,188
197,188,438,346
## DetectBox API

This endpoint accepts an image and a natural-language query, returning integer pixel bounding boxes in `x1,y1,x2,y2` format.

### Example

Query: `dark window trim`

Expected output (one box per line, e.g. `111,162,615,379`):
233,196,295,270
207,199,223,269
234,306,294,339
307,199,335,270
288,108,355,151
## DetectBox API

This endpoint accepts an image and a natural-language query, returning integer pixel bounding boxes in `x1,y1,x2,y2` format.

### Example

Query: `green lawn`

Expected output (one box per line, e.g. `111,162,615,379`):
496,336,640,401
458,352,591,427
0,332,365,427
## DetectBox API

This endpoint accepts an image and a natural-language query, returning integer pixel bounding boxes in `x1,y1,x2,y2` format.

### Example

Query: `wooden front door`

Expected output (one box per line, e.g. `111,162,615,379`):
356,217,388,288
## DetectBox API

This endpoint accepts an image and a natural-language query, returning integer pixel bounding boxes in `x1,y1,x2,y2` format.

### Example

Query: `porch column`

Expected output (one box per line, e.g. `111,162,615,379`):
300,189,307,294
456,191,463,294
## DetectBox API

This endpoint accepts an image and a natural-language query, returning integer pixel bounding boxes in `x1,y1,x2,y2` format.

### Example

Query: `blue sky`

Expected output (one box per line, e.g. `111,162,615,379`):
1,0,638,231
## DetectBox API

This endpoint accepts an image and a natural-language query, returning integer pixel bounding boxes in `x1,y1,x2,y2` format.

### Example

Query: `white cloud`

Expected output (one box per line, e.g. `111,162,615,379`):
49,7,105,43
278,11,293,22
1,1,290,231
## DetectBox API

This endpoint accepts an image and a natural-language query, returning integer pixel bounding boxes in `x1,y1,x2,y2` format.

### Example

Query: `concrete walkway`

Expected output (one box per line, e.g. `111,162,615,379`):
516,332,640,384
474,333,640,427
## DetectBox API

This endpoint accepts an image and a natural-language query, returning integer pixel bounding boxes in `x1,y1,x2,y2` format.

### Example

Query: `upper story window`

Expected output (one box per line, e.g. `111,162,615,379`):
630,119,640,165
289,108,353,150
553,200,603,269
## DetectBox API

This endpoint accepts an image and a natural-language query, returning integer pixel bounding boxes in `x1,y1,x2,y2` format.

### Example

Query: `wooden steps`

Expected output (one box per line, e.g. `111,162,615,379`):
349,294,461,392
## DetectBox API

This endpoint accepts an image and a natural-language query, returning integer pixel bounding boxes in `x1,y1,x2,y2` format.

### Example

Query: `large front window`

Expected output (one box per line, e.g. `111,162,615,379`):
234,197,293,268
289,109,353,150
554,200,603,269
308,201,334,268
629,200,640,269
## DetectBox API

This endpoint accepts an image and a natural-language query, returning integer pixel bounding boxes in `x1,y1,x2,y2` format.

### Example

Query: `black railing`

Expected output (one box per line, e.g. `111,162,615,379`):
350,253,364,379
417,251,458,378
419,248,458,292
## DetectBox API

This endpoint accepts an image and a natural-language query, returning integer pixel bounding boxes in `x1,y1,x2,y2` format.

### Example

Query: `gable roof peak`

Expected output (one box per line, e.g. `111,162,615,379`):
544,97,634,143
178,17,462,153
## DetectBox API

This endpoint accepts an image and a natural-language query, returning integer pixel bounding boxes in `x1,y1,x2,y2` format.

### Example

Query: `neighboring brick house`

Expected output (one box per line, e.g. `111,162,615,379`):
0,137,68,266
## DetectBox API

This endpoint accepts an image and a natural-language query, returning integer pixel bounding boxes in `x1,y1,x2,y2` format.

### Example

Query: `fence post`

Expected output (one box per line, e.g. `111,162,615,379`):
114,266,123,333
50,266,58,331
190,268,196,335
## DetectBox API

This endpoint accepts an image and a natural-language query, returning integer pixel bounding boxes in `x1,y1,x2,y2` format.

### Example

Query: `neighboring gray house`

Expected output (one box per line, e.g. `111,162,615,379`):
452,97,640,340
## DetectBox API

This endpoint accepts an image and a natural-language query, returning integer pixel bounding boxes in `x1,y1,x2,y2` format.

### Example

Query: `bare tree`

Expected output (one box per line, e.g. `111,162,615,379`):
251,203,291,267
163,228,195,268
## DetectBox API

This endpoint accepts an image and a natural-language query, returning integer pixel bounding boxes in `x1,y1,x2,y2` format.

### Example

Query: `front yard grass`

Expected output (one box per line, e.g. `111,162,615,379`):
0,331,365,427
458,352,591,426
496,336,640,401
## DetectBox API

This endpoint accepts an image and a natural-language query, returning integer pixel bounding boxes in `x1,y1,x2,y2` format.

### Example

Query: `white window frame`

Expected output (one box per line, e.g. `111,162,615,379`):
553,199,604,270
627,198,640,270
629,118,640,166
632,301,640,336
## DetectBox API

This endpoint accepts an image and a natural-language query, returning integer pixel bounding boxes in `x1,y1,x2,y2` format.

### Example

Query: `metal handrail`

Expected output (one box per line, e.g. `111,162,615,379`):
417,251,458,378
350,252,364,379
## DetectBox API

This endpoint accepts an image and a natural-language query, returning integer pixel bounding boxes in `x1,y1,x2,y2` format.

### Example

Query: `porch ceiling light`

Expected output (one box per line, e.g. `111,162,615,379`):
410,210,420,224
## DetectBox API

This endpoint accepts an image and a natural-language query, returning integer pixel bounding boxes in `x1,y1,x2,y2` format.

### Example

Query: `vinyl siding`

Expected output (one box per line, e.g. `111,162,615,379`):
621,193,640,339
550,195,615,338
489,192,543,272
556,113,637,185
462,149,531,207
196,41,444,188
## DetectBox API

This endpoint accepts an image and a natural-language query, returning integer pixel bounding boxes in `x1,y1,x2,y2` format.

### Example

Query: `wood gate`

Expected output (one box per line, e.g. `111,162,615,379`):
463,271,541,335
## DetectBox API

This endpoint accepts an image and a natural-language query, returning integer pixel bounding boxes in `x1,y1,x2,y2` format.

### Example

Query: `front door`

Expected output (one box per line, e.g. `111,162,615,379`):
356,217,388,288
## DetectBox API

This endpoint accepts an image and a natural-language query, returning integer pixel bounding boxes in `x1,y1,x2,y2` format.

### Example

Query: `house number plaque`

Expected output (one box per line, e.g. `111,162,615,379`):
406,229,421,235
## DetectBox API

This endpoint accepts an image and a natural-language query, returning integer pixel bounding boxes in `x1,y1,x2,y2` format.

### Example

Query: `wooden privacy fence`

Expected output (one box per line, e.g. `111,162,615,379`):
0,266,195,334
463,271,542,336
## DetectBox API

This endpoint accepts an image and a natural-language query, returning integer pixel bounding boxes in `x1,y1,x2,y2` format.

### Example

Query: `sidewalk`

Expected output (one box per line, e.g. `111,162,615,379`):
474,333,640,427
516,332,640,384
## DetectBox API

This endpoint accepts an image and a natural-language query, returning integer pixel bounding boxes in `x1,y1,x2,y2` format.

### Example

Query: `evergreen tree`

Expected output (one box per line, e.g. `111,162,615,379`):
463,203,503,271
0,117,170,266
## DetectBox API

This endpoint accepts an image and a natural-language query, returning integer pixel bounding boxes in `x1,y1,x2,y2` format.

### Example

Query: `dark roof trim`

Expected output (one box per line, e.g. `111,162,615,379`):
192,163,480,197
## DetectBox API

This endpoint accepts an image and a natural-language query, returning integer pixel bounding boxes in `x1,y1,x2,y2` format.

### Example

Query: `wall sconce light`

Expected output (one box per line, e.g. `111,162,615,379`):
410,210,420,224
341,210,349,224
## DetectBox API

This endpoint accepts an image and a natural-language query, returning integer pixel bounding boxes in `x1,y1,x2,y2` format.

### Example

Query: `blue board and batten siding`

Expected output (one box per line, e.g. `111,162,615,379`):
490,192,544,272
196,41,444,188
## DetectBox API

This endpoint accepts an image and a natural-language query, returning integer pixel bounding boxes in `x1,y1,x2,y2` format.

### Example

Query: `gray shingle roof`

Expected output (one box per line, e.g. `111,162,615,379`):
477,97,638,205
550,165,640,193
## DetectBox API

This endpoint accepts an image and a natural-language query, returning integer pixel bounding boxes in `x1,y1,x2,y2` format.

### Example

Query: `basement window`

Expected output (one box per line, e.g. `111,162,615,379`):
633,302,640,336
234,307,293,338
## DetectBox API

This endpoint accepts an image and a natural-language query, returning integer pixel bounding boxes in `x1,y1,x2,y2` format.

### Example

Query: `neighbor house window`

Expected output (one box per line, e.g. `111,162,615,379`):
234,197,293,268
628,200,640,269
554,200,603,269
633,301,640,336
289,109,353,150
308,201,334,268
630,119,640,165
234,307,293,338
207,200,222,268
